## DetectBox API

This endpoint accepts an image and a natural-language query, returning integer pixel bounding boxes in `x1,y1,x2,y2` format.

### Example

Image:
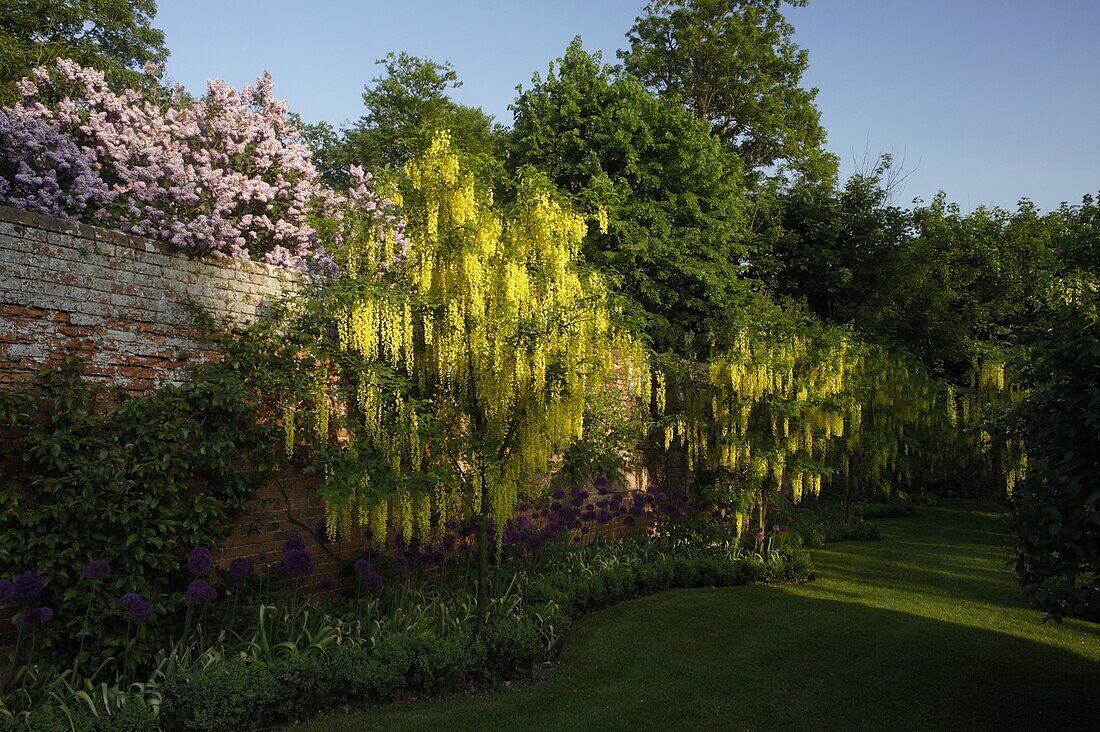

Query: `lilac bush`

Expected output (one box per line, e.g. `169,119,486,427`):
0,108,110,219
1,59,407,275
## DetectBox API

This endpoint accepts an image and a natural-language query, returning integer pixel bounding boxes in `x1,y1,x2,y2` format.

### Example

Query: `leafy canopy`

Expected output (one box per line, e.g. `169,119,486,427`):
620,0,836,185
0,0,167,104
508,38,752,354
304,52,504,187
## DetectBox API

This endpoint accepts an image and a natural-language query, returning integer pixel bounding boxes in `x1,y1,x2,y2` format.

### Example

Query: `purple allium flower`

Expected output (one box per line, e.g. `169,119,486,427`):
279,548,314,577
361,571,383,591
597,537,607,550
83,561,110,580
552,488,566,500
353,558,371,576
597,510,613,525
188,547,213,576
441,535,456,552
257,552,268,562
595,475,609,488
12,572,43,603
229,557,252,582
390,556,410,573
184,579,218,605
515,500,527,511
754,531,765,543
118,592,154,624
657,492,668,504
515,514,532,530
282,536,305,553
0,579,13,603
15,606,53,629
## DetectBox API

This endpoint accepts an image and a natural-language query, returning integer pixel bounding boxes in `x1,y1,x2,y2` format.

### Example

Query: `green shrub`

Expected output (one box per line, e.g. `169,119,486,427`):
0,359,272,666
483,616,542,682
1008,288,1100,622
159,659,281,731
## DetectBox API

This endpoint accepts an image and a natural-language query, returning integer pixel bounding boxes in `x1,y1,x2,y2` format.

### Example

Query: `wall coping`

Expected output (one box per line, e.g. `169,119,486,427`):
0,205,301,283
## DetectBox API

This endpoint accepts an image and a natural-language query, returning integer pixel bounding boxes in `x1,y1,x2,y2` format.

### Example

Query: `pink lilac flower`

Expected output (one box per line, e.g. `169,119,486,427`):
1,60,407,276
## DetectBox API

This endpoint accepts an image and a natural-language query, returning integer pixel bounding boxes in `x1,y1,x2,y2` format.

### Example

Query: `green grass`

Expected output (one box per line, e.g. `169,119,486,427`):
294,501,1100,731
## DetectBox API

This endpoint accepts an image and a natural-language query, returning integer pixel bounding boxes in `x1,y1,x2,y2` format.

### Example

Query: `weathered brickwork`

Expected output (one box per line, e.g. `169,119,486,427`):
0,205,301,393
0,207,334,578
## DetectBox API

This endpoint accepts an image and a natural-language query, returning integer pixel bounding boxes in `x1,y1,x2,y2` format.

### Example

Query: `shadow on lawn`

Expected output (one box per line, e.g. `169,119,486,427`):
294,503,1099,732
297,588,1100,732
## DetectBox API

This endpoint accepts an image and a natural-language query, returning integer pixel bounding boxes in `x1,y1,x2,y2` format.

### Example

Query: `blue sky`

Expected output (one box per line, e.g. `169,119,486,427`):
156,0,1099,212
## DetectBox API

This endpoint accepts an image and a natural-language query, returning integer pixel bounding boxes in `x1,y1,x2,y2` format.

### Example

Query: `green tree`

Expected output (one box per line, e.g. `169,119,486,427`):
759,160,1066,381
620,0,836,185
0,0,167,104
508,38,752,354
1008,282,1100,622
308,52,505,187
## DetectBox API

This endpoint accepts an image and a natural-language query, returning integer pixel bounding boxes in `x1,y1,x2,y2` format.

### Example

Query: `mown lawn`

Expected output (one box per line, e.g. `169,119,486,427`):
293,501,1100,731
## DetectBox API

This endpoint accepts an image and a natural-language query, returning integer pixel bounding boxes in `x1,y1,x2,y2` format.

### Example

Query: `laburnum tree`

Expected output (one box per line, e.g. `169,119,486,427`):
0,0,167,105
508,38,752,355
271,132,647,630
620,0,837,186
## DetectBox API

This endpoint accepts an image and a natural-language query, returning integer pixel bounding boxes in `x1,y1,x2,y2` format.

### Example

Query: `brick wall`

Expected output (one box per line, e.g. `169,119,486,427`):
0,205,301,393
0,206,344,581
0,207,685,599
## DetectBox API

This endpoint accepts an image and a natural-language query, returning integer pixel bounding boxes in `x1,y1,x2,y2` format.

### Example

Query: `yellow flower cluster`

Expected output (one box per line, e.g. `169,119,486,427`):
312,131,645,545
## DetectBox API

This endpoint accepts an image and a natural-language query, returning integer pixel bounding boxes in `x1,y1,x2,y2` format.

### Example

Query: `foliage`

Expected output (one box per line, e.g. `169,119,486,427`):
3,537,811,731
758,162,1088,386
0,358,273,669
666,299,1024,535
1007,282,1100,622
0,60,346,270
620,0,836,185
508,38,752,353
551,381,647,489
0,0,167,106
300,502,1100,732
302,52,505,187
754,159,910,328
250,131,647,557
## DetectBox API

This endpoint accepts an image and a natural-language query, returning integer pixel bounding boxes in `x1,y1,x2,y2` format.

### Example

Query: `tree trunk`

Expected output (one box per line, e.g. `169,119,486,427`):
475,488,491,635
844,473,856,523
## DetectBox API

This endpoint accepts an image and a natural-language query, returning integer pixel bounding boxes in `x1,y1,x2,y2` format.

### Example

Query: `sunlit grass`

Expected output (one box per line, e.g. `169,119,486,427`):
293,500,1100,731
